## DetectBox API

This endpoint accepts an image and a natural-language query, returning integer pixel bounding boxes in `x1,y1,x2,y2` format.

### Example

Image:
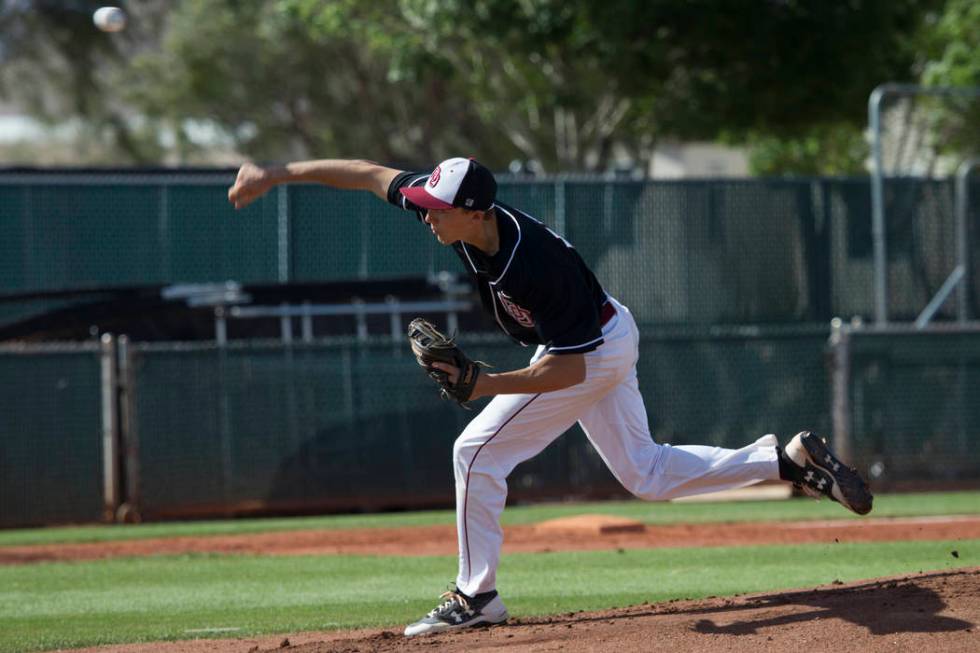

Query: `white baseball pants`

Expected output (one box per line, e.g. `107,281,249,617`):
452,297,781,597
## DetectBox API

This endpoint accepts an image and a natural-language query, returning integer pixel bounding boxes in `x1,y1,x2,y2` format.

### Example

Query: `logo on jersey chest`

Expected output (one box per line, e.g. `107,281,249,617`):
496,291,534,328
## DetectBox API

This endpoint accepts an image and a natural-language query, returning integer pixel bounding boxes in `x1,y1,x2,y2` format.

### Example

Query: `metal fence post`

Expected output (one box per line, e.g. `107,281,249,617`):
353,298,368,341
868,86,889,325
956,158,979,323
868,83,980,326
100,334,119,522
158,185,172,278
555,178,566,236
386,295,402,356
829,318,852,466
279,302,293,344
116,335,142,522
277,185,290,283
215,306,228,346
301,301,314,342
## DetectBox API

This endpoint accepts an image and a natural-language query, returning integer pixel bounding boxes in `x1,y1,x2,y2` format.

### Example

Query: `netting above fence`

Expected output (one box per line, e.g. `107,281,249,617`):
2,173,977,327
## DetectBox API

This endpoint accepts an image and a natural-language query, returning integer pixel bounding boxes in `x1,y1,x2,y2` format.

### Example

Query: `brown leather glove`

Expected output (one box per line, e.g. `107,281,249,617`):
407,318,487,408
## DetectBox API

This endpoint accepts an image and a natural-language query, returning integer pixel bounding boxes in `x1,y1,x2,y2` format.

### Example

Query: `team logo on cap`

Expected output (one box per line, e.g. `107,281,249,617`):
428,166,441,187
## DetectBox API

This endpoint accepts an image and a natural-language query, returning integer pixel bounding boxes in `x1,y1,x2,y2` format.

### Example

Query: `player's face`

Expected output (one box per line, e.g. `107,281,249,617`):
423,207,472,245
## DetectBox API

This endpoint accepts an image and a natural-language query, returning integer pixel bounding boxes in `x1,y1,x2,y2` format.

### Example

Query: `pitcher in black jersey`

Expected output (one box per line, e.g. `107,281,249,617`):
229,156,872,637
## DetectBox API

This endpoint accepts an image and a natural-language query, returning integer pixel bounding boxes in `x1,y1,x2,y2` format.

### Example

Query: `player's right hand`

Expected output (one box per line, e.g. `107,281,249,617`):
228,162,272,209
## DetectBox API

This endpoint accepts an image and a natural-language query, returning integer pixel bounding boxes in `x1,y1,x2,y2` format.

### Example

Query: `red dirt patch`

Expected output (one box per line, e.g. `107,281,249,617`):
4,515,980,565
57,568,980,653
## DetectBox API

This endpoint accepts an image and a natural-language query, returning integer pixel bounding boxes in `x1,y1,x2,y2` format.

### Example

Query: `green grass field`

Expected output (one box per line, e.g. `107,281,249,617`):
0,492,977,653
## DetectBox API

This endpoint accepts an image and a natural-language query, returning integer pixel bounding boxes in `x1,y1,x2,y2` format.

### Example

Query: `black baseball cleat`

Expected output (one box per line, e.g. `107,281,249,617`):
404,588,508,637
784,431,873,515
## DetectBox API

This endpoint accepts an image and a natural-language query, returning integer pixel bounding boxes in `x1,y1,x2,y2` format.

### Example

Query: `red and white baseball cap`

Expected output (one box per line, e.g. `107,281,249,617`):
400,157,497,211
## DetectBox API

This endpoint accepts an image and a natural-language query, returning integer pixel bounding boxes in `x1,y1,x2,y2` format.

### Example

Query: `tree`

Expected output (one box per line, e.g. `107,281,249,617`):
251,0,942,171
0,0,948,171
745,124,868,177
743,0,980,176
919,0,980,162
0,0,172,163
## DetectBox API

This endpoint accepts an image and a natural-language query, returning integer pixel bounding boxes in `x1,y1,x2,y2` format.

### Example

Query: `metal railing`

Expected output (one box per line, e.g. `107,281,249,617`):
868,83,980,325
215,297,474,345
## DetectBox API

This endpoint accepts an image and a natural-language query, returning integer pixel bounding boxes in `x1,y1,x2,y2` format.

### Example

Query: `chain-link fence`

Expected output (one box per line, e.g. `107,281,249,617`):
2,173,978,328
830,323,980,488
7,323,980,526
120,327,829,519
2,169,979,525
0,343,104,527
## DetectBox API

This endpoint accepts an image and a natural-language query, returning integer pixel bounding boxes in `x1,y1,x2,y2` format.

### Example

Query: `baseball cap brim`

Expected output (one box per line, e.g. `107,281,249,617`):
400,185,455,210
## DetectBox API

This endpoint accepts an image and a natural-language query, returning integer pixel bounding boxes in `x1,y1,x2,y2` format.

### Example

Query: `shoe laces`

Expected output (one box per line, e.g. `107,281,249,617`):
429,591,470,617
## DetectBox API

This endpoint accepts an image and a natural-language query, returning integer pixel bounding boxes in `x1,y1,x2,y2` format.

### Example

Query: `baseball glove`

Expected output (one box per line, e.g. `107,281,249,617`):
407,318,487,407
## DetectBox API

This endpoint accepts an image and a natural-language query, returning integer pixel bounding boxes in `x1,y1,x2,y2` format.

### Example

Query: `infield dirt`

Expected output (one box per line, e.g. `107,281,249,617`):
6,515,980,564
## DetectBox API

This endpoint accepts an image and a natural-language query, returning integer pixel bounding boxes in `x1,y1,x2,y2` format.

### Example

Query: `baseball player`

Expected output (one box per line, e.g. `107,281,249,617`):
228,157,873,637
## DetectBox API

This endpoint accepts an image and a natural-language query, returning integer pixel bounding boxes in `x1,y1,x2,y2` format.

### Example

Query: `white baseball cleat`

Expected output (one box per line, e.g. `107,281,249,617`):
404,589,508,637
784,431,873,515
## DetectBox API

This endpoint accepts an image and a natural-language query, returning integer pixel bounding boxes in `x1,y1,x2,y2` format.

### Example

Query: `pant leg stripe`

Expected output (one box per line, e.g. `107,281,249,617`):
461,393,542,587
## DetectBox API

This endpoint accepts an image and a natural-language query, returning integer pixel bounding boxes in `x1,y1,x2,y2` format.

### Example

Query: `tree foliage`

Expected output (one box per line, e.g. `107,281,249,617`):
746,123,868,177
919,0,980,163
0,0,972,172
281,0,935,171
0,0,173,163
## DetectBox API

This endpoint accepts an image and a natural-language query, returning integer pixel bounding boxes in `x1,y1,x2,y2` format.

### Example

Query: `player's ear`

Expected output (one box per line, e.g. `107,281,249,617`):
470,208,492,221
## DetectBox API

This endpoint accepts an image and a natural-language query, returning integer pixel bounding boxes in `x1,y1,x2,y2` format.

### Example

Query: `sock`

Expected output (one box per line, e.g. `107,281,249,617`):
776,445,804,483
457,587,496,600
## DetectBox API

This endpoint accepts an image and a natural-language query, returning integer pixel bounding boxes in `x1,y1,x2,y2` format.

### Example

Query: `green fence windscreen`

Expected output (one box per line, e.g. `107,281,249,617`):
842,328,980,486
128,328,829,517
8,326,980,525
0,345,103,527
3,174,978,327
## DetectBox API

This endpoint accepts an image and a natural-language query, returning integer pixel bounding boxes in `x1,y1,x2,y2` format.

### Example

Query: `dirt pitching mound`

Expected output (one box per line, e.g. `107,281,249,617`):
61,568,979,653
534,513,647,534
264,568,980,653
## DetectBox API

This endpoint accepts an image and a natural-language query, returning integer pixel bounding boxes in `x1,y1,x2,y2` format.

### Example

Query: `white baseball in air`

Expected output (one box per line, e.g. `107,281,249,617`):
93,6,127,32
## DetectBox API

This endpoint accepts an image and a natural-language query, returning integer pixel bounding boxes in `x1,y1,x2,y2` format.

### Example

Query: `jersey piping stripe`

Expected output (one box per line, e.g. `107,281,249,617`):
459,242,481,275
461,392,542,586
488,205,522,286
400,175,428,209
546,334,604,353
458,203,521,281
458,242,514,338
488,284,511,335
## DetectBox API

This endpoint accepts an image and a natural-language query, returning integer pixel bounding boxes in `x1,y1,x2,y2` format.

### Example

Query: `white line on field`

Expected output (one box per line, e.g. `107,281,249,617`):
183,627,242,634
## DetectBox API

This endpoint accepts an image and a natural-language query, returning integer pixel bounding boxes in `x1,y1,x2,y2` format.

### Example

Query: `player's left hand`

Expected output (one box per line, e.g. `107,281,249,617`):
430,361,460,385
407,318,488,407
432,361,493,401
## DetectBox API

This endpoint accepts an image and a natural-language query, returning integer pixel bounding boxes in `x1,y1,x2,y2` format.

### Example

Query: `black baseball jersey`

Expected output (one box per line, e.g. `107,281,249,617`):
388,171,609,355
